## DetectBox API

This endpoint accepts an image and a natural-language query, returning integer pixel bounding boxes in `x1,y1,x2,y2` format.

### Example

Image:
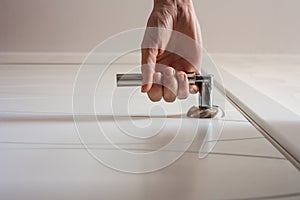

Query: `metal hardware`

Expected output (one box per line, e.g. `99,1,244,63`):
116,73,196,87
116,73,219,118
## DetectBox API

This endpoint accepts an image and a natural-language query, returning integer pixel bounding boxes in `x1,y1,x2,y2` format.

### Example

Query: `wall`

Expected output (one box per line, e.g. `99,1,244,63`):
0,0,299,54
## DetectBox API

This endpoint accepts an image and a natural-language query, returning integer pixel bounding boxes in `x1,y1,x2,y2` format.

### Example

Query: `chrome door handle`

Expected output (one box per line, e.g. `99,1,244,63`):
116,73,220,118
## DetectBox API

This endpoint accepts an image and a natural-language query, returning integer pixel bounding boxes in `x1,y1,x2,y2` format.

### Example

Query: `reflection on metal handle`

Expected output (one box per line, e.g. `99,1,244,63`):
116,73,197,87
196,75,213,109
116,74,143,87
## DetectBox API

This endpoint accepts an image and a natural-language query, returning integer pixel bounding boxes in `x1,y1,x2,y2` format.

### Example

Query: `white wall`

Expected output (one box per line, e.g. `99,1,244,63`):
0,0,299,54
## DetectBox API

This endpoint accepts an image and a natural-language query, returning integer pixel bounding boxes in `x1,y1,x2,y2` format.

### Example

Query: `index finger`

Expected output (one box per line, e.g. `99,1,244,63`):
141,48,157,93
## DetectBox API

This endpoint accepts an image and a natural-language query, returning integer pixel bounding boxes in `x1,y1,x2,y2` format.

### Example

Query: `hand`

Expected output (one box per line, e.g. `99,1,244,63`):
141,0,202,102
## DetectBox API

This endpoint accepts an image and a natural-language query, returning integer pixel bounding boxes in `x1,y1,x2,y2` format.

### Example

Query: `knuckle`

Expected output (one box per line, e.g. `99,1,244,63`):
163,67,175,74
163,67,175,79
153,72,162,85
176,71,185,76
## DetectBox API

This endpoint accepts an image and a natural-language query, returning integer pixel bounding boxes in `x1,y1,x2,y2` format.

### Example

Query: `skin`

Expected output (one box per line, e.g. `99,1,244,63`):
141,0,202,102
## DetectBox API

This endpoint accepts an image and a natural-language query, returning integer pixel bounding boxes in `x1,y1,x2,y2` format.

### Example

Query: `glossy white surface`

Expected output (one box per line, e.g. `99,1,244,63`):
1,58,300,199
212,54,300,164
213,55,300,116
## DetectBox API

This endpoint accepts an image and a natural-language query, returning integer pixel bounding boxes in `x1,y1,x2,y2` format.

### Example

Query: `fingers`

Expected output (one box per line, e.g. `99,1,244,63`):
189,85,199,94
141,48,157,93
163,68,177,102
147,72,163,102
147,69,191,103
176,71,189,99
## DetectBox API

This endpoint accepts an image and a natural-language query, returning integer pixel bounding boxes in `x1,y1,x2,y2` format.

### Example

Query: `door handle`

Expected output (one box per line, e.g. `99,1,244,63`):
116,73,221,118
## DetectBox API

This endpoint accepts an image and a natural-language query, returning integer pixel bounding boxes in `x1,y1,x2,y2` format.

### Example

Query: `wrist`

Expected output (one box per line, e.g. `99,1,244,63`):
176,0,193,5
176,0,193,10
154,0,175,7
154,0,193,9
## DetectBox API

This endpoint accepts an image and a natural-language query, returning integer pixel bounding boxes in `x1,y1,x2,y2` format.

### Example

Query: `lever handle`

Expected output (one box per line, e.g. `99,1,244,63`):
116,73,214,109
116,73,197,87
115,73,218,118
116,72,208,87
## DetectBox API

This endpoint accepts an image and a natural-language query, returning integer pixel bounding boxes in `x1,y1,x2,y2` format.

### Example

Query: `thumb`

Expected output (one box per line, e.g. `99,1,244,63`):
141,48,157,93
